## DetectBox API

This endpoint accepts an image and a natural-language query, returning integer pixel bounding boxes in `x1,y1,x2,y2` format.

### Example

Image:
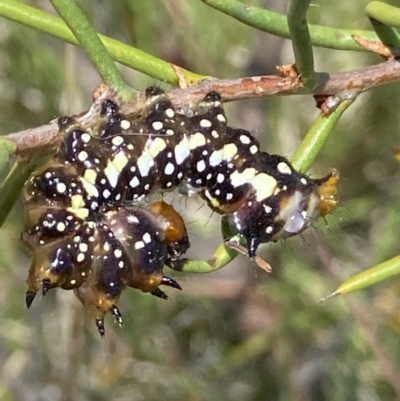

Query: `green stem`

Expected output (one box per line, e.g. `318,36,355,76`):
0,161,38,228
201,0,378,52
174,243,239,274
49,0,134,98
0,0,204,86
291,99,353,173
326,255,400,298
0,137,16,176
366,2,400,48
287,0,317,90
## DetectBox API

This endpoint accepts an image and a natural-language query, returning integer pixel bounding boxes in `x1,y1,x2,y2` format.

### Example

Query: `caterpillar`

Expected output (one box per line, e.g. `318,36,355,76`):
22,87,339,336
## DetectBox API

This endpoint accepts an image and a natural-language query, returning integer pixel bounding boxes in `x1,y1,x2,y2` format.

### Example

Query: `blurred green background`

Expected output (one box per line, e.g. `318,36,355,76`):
1,0,400,400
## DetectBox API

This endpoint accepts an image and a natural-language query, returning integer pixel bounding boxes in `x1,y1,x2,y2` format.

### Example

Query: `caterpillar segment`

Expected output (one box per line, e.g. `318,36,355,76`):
21,86,339,337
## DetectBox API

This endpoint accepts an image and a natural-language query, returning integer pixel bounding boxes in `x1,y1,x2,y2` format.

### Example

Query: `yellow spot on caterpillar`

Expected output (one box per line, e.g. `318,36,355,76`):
252,173,277,202
84,169,97,185
189,132,206,150
70,195,85,209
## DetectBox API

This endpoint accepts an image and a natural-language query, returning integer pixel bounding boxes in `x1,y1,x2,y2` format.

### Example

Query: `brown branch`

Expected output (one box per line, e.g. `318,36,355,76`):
6,59,400,158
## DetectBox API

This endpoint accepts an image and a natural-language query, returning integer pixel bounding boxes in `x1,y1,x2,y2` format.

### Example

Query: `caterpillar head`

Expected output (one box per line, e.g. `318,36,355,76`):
222,170,339,258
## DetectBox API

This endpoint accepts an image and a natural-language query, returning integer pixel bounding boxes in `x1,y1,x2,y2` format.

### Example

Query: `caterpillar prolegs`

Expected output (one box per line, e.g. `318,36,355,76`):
22,87,339,336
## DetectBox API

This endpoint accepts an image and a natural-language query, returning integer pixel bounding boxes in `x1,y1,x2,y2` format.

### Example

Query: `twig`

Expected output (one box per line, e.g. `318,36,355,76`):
291,98,354,173
366,2,400,50
49,0,134,98
0,0,204,86
287,0,317,90
6,58,400,157
200,0,378,52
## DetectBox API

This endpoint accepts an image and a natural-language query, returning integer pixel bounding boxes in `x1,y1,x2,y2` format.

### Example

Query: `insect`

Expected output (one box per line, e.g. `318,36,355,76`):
22,87,339,336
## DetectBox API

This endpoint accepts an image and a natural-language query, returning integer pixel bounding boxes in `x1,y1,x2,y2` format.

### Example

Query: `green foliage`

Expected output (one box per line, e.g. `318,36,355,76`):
1,1,400,400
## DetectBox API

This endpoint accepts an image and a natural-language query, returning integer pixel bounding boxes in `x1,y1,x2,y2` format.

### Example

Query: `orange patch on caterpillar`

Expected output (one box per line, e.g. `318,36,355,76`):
317,170,340,217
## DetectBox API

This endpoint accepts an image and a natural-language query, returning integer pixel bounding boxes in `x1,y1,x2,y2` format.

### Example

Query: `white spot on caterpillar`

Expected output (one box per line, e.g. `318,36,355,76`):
103,242,110,252
196,160,206,172
264,205,272,214
277,162,291,175
266,226,274,234
127,143,134,150
177,172,183,179
81,271,86,276
104,161,120,188
56,222,66,232
250,145,258,154
129,176,140,188
127,215,139,224
226,193,233,201
118,261,125,268
200,119,212,128
144,184,150,190
112,136,124,147
300,177,307,185
77,253,85,263
114,249,122,258
103,189,111,198
143,233,151,243
56,182,66,193
207,173,212,180
81,133,91,143
70,279,77,285
175,136,190,164
209,149,224,166
78,151,88,162
166,129,174,135
189,132,206,150
165,108,175,118
164,162,175,175
211,130,219,138
120,120,131,130
79,243,88,252
137,150,155,177
152,121,163,130
239,135,251,144
217,114,226,123
134,241,145,250
217,173,225,183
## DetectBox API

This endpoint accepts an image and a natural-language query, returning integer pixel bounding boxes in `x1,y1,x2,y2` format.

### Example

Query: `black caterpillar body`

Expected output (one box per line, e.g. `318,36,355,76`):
22,87,339,336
